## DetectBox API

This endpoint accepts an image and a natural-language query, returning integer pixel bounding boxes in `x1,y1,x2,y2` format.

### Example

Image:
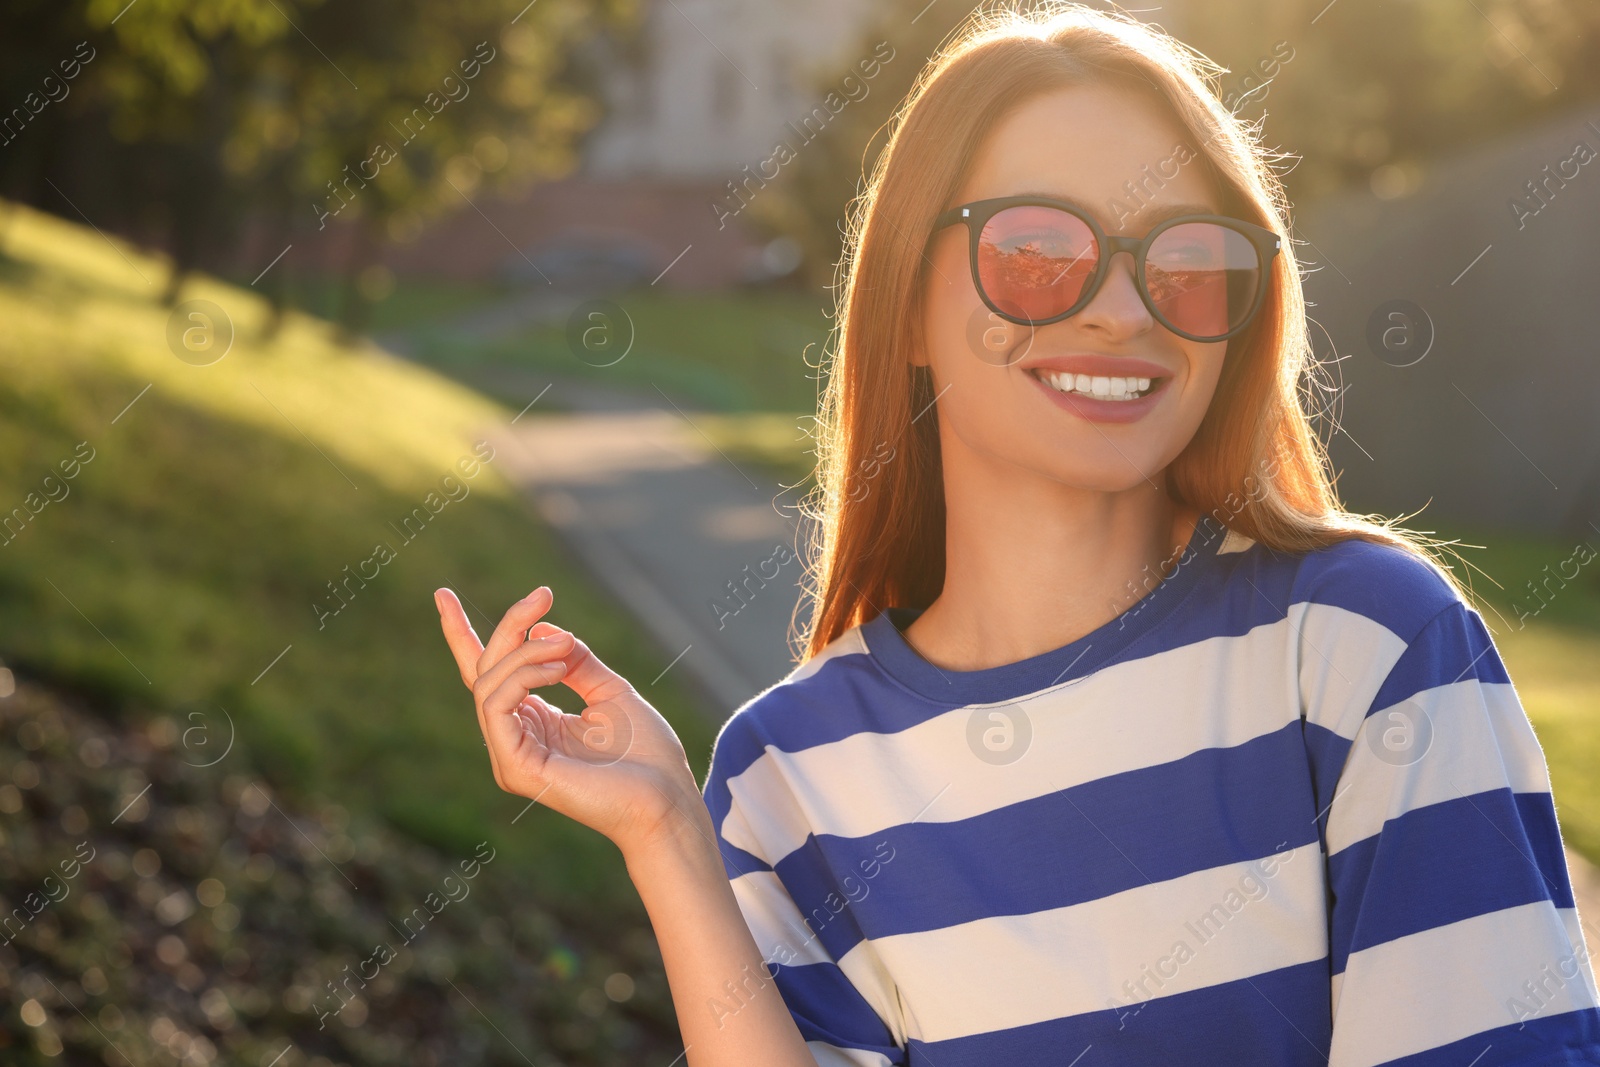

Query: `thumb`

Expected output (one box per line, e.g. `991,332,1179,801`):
555,633,637,707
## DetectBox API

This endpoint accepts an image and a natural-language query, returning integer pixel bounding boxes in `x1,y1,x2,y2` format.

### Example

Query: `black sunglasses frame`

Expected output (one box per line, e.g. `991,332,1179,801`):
931,196,1283,343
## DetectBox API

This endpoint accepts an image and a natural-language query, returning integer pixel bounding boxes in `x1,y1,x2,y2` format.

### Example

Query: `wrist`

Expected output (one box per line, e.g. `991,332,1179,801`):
623,789,723,884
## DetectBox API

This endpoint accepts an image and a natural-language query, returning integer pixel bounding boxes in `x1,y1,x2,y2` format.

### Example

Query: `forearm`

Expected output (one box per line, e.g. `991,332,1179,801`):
625,806,817,1067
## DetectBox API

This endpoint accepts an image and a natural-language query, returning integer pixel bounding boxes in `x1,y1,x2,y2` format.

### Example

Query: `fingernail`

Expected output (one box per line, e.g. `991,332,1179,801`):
433,590,445,611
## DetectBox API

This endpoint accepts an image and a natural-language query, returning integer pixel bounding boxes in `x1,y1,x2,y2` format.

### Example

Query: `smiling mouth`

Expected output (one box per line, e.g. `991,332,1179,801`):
1029,368,1162,401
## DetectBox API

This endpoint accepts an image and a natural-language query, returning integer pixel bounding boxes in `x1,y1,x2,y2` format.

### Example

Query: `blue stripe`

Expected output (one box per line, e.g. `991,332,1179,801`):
1371,1006,1600,1066
1368,602,1509,716
1328,790,1571,972
1268,535,1461,642
717,838,771,878
774,724,1320,959
1302,717,1354,845
707,651,966,783
911,958,1333,1066
769,959,902,1059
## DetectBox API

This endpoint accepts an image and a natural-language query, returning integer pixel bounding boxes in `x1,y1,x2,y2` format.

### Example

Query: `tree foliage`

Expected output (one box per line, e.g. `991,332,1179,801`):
0,0,637,321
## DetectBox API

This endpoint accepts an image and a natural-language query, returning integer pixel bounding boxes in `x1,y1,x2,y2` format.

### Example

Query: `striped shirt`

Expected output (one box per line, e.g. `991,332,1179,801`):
701,513,1600,1066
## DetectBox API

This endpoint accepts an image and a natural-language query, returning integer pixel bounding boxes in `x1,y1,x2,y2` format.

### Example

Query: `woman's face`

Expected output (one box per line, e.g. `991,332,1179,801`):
919,83,1229,492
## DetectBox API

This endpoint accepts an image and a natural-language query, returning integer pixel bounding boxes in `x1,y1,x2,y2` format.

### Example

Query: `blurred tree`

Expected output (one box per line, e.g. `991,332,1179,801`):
0,0,637,327
750,0,1600,288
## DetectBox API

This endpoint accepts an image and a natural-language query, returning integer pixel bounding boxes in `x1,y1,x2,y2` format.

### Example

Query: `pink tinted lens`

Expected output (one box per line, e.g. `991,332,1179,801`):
1145,222,1262,338
976,206,1097,321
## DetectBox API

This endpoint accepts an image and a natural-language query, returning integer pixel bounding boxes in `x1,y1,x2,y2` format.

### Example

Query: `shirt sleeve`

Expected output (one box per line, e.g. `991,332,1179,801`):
1314,599,1600,1066
702,709,908,1067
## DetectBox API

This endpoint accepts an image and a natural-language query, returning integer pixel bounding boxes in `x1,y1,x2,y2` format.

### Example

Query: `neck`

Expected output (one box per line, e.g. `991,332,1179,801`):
904,444,1198,672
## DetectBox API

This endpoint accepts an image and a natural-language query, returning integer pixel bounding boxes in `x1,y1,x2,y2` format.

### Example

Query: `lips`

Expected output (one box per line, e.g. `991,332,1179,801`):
1019,353,1173,424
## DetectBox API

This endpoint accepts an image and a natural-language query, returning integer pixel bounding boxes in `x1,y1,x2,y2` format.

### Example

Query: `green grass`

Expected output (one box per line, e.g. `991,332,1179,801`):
227,270,516,335
408,286,834,414
355,275,517,334
1434,527,1600,864
0,201,716,917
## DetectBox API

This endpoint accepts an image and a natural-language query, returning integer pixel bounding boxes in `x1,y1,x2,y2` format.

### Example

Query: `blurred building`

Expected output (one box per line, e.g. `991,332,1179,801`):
585,0,878,179
382,0,881,289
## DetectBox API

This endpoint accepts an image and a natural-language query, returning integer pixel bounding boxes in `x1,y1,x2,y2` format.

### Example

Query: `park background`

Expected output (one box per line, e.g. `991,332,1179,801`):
3,0,1600,1063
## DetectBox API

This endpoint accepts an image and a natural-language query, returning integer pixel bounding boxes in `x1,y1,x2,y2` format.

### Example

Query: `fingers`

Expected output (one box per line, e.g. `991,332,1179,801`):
554,633,634,706
434,587,566,691
480,666,565,795
481,662,568,720
435,588,484,686
478,586,555,680
472,630,575,703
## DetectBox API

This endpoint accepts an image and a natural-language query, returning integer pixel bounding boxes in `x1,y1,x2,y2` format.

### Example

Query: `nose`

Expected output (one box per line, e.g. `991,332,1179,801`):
1073,248,1154,334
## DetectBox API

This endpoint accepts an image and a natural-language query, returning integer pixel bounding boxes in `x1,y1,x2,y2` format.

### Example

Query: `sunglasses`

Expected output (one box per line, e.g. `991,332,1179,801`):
931,197,1282,343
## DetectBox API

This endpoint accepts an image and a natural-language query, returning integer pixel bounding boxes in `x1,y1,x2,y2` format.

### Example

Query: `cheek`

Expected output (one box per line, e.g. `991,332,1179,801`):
1162,341,1230,450
921,231,979,369
921,234,976,347
1172,339,1227,407
922,231,1041,376
1190,341,1230,399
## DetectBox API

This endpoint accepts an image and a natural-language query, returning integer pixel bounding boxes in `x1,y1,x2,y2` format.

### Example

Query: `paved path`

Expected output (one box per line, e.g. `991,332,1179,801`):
481,388,814,720
380,299,815,722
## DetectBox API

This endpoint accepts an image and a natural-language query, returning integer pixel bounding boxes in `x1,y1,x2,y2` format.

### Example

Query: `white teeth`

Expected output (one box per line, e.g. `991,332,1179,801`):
1038,370,1157,401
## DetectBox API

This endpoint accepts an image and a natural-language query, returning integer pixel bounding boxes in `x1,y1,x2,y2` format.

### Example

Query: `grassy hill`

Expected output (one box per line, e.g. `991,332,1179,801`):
0,200,717,918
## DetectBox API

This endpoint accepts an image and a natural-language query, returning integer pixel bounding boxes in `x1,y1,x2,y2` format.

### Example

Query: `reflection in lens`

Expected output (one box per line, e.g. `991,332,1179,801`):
977,206,1096,321
1146,222,1260,339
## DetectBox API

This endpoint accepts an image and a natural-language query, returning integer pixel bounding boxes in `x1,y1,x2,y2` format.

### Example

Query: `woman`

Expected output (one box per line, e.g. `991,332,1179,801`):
435,4,1600,1064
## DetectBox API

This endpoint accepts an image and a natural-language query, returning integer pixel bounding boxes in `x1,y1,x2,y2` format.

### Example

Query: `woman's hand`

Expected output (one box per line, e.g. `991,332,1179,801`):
438,587,820,1066
434,585,710,859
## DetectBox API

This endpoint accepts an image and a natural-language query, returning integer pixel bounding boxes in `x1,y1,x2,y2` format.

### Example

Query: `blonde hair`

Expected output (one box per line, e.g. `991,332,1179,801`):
795,1,1465,661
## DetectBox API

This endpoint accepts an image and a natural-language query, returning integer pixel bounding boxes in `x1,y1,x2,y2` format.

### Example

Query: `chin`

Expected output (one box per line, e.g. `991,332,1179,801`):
1028,457,1167,493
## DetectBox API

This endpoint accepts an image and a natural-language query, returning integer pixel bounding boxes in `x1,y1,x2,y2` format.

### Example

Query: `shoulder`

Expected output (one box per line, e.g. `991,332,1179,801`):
1214,529,1505,745
701,621,878,852
1217,525,1467,644
1292,534,1466,642
705,621,876,786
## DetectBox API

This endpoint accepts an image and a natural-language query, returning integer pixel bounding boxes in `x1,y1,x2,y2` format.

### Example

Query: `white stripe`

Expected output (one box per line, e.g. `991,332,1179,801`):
837,938,910,1048
866,849,1326,1043
805,1041,895,1067
731,870,910,1051
730,870,839,970
1326,680,1553,856
1329,901,1600,1067
723,606,1403,865
790,624,869,684
1217,527,1256,554
724,625,868,728
1294,602,1408,741
1558,905,1600,1007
